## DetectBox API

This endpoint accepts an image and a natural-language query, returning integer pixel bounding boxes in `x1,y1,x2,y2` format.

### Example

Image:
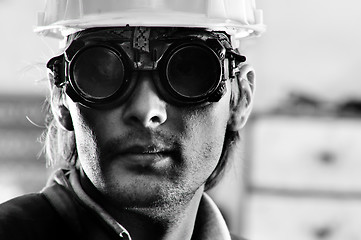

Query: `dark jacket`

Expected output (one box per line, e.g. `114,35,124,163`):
0,169,245,240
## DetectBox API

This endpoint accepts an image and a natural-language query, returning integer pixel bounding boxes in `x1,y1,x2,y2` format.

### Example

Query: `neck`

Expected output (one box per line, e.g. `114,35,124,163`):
79,170,204,240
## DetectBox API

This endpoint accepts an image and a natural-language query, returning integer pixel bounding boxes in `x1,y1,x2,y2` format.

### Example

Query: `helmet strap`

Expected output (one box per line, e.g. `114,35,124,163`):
133,27,151,53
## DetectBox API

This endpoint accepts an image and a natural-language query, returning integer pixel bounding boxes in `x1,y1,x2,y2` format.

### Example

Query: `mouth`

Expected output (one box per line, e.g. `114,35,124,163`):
123,145,169,154
116,145,174,167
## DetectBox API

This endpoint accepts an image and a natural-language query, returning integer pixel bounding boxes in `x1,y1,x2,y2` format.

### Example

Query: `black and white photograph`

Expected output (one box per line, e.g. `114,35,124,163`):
0,0,360,239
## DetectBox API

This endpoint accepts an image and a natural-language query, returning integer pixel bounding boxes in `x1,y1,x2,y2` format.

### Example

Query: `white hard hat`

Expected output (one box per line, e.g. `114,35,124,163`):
35,0,265,41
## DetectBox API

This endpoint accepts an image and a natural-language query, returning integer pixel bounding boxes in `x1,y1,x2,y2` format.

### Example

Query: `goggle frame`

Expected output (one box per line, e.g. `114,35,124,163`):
47,28,246,108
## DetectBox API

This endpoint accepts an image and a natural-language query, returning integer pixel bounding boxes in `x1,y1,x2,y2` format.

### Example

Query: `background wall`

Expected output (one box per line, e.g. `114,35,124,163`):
1,0,361,239
248,0,361,110
235,1,361,239
0,0,56,203
0,0,58,96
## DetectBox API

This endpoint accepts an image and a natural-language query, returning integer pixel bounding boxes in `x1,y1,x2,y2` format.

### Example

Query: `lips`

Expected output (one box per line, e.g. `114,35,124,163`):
113,144,174,167
121,145,169,155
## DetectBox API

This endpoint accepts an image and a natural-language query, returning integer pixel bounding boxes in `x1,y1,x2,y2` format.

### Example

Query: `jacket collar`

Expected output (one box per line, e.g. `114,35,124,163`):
52,169,232,240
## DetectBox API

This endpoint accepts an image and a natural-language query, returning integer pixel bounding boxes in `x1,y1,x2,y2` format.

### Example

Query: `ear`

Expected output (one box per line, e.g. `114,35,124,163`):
228,64,256,131
50,86,74,131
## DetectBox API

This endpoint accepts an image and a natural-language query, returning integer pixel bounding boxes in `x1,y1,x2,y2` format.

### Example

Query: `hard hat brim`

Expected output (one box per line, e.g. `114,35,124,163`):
35,11,265,39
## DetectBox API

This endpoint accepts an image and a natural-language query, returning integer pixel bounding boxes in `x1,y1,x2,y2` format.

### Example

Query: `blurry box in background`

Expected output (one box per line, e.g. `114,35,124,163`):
241,95,361,240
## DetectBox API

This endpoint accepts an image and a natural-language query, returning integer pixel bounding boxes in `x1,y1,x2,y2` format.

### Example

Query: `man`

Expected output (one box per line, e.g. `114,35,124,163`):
0,0,265,239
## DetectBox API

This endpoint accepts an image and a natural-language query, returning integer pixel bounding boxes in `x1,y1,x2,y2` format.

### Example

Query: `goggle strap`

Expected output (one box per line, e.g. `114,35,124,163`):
133,27,151,53
223,58,230,81
226,49,246,80
226,48,246,63
47,54,66,87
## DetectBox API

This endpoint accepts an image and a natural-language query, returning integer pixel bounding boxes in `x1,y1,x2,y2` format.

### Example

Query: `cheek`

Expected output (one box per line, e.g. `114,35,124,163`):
175,81,232,169
187,108,226,140
69,101,116,147
179,101,230,176
68,102,107,185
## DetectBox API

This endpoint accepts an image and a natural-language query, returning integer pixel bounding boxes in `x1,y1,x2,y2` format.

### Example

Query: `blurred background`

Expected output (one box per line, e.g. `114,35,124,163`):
1,0,361,239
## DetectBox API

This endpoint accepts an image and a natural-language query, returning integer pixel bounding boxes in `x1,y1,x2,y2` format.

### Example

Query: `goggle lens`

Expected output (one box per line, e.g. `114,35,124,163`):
72,47,125,99
166,46,220,98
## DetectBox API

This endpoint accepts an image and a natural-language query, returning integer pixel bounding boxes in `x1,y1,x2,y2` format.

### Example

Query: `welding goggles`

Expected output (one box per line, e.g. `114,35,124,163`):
47,28,246,108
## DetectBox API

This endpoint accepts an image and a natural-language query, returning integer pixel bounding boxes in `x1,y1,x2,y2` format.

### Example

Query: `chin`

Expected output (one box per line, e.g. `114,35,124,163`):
105,176,199,210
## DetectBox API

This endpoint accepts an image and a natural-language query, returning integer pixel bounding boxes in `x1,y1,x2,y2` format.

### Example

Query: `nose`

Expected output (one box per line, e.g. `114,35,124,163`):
122,72,167,128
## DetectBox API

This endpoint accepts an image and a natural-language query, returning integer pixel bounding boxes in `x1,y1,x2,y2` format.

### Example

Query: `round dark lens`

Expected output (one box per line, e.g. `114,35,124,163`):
72,47,124,99
166,46,220,98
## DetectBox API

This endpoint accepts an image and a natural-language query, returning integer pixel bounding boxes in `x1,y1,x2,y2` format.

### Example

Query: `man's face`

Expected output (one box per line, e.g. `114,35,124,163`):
66,55,233,211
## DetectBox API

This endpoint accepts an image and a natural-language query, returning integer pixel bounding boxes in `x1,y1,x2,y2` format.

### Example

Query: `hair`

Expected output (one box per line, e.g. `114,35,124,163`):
40,27,244,191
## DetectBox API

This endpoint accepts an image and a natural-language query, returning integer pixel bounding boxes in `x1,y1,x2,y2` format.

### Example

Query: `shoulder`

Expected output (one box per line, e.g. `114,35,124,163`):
0,193,55,223
0,191,69,240
0,192,49,214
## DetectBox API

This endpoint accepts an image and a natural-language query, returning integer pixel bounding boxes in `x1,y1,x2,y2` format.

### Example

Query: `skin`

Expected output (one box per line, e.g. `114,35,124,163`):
57,63,255,240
